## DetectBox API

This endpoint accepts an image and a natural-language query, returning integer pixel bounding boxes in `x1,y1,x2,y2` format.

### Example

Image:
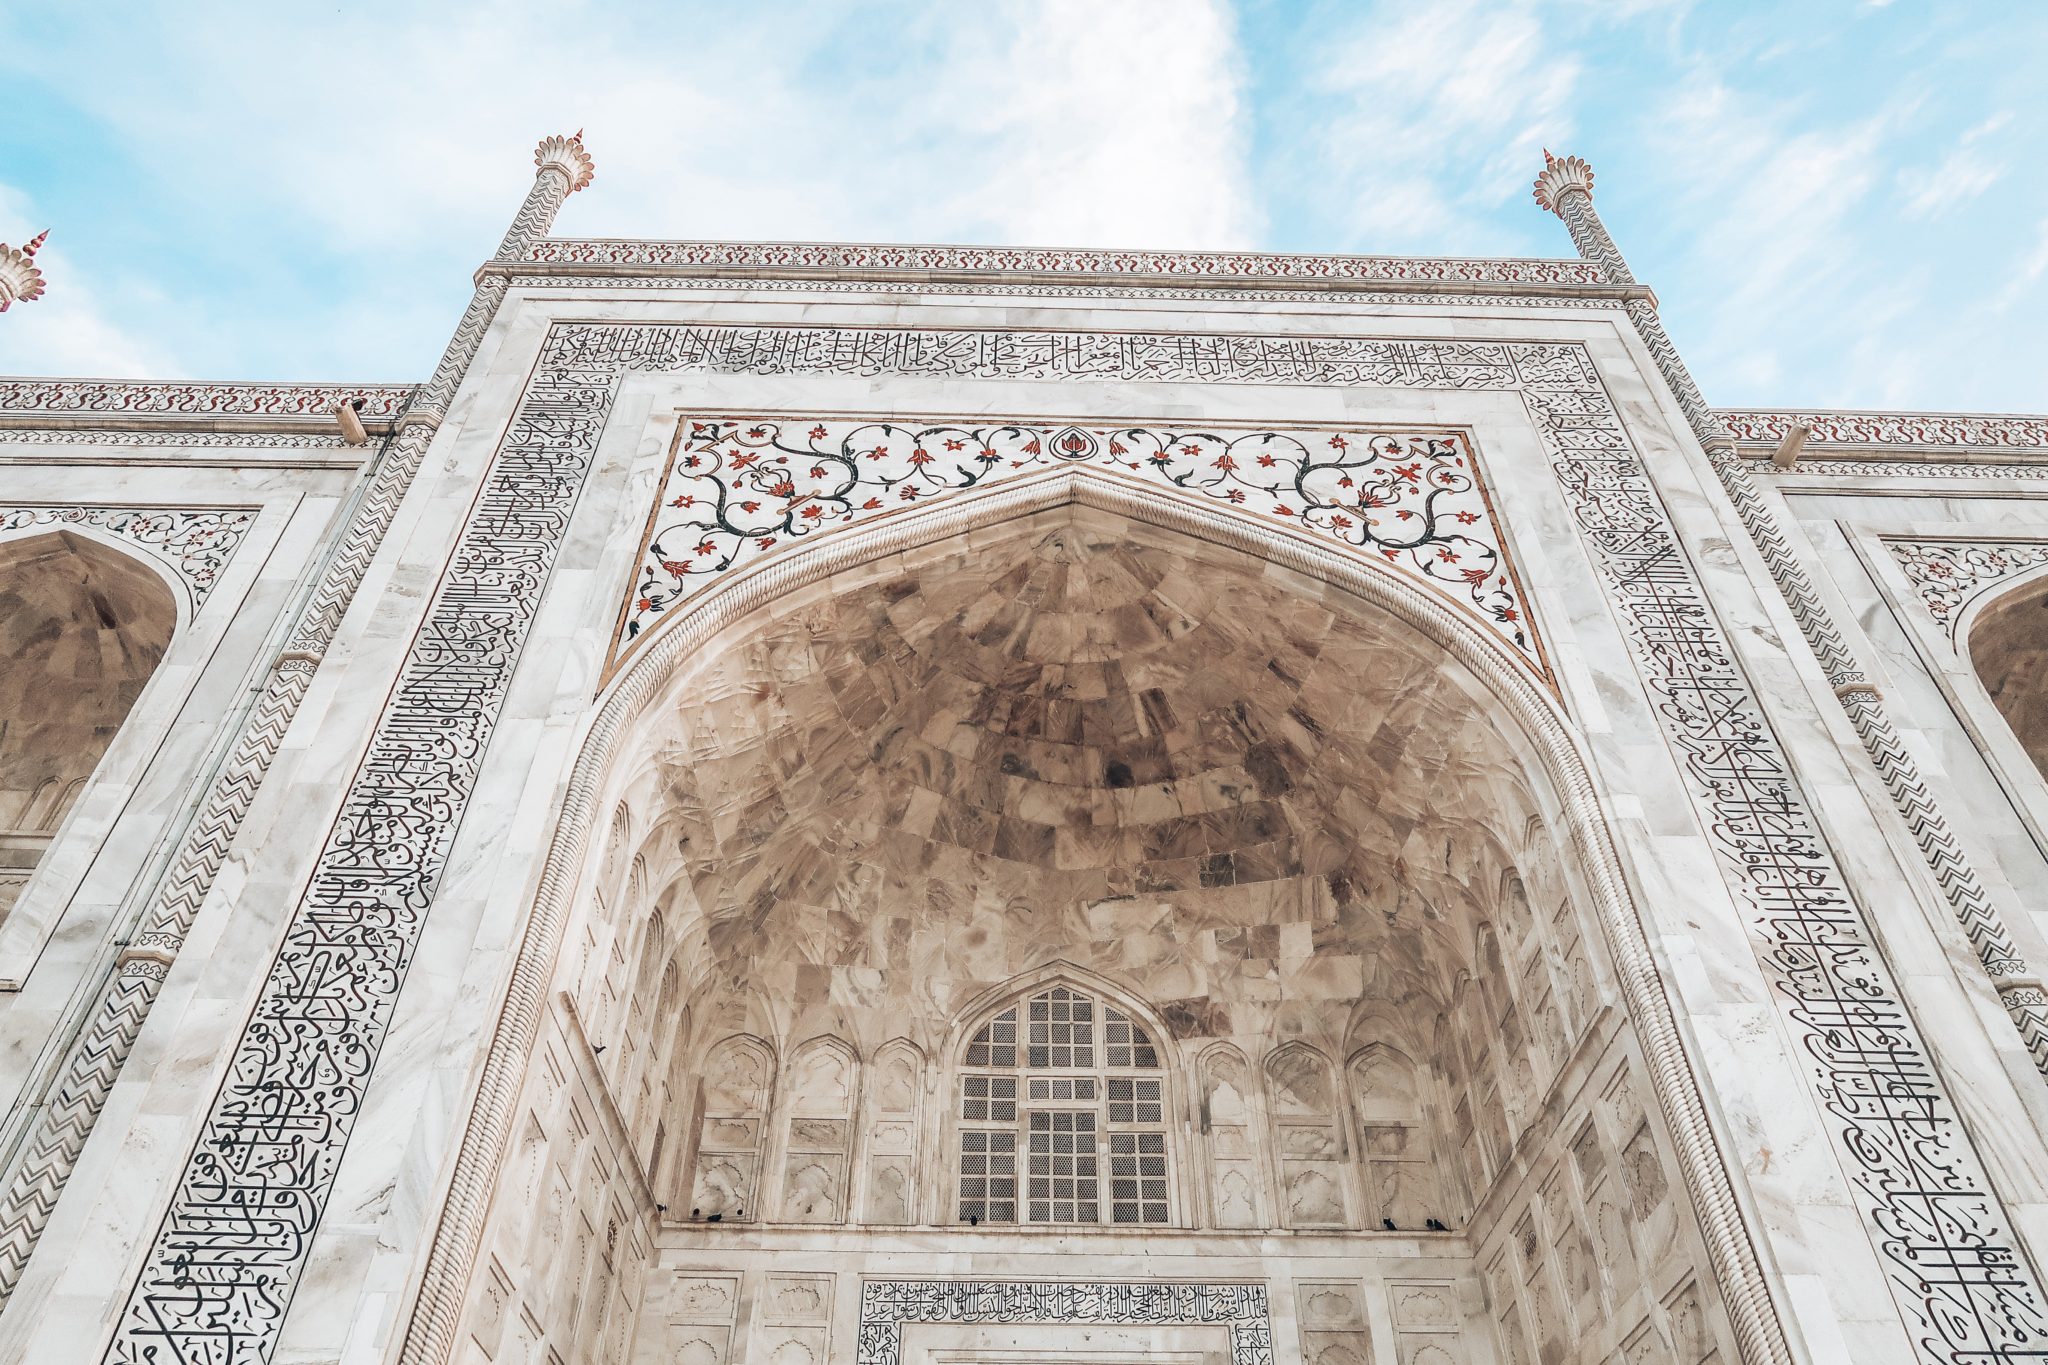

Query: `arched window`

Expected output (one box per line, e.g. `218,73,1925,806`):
955,984,1170,1226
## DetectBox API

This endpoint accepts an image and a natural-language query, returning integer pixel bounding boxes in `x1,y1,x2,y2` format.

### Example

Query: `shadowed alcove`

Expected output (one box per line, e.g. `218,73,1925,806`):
1968,574,2048,780
456,502,1743,1365
0,530,175,923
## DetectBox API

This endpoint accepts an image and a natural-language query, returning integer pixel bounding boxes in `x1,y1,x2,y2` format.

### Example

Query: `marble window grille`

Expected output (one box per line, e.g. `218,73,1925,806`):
953,985,1171,1227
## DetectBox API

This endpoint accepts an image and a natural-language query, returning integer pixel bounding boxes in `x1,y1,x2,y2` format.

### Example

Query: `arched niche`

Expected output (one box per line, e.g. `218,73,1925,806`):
1967,573,2048,779
0,530,176,922
431,494,1777,1365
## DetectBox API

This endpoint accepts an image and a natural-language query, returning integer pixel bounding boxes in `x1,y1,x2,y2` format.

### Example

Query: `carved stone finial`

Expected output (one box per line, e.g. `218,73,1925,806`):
0,230,48,312
534,132,595,194
1532,151,1595,216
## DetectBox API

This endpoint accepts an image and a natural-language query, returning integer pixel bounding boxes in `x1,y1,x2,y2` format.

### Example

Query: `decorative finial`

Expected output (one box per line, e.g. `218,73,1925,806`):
1532,151,1595,217
0,230,49,312
534,132,596,194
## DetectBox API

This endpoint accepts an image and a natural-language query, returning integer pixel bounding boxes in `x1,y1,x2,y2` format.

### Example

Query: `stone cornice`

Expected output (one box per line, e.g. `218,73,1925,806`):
0,379,416,435
1717,407,2048,454
520,236,1611,287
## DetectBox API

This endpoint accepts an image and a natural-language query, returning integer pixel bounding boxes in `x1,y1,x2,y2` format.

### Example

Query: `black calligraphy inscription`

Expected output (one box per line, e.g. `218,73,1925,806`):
856,1281,1273,1365
108,367,617,1364
115,322,2046,1365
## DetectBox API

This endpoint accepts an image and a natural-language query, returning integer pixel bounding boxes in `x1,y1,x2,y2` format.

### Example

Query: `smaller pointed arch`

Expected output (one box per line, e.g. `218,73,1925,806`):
946,965,1180,1228
776,1035,858,1222
687,1033,773,1221
1265,1041,1349,1230
1194,1042,1265,1230
860,1039,925,1225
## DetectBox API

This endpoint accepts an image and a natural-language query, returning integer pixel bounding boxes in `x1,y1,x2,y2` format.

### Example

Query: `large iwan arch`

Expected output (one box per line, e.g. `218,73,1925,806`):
406,482,1780,1365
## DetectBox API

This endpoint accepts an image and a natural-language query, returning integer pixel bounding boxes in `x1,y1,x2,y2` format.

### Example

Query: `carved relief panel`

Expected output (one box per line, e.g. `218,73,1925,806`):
691,1036,773,1220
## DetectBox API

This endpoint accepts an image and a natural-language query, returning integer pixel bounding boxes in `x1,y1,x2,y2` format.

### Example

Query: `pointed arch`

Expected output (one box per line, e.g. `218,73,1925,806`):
1264,1041,1349,1229
1963,568,2048,781
686,1034,773,1221
0,528,177,924
1348,1042,1446,1229
859,1039,926,1225
775,1035,858,1223
1194,1042,1265,1230
406,480,1792,1365
945,966,1180,1228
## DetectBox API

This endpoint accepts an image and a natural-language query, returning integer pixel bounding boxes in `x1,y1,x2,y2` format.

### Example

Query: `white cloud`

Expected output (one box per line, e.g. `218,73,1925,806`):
1898,147,2003,219
2018,216,2048,285
11,1,1253,254
0,187,176,378
1304,0,1580,250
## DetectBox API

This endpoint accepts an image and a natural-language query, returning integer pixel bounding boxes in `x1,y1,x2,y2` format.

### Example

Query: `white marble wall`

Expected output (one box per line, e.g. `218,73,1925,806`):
0,282,2040,1365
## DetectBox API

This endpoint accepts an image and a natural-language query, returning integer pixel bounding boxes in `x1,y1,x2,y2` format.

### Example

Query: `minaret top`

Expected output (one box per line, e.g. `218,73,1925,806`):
535,131,596,194
0,229,49,312
1531,149,1595,217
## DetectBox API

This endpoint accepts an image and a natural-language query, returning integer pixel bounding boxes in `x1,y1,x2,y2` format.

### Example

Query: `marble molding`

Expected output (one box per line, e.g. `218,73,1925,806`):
0,230,2037,1365
523,237,1608,285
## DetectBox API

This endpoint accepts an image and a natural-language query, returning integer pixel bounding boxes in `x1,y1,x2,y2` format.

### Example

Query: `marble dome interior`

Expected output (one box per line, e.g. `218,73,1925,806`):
471,505,1723,1365
565,507,1617,1232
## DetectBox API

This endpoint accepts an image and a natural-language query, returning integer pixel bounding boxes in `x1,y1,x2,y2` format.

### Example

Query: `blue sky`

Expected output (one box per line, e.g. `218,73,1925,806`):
1,1,2043,412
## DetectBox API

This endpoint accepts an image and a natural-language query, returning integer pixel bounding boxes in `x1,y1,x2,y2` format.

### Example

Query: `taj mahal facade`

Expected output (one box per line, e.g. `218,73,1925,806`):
1,133,2047,1365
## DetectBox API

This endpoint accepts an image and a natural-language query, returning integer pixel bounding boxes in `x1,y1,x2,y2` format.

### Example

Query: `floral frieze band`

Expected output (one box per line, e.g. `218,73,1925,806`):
0,505,258,608
615,416,1544,683
1884,538,2048,642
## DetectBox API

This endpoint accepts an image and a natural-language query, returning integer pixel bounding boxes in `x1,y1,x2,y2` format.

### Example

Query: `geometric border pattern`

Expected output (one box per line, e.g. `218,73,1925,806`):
854,1281,1273,1365
0,504,259,608
109,321,2047,1365
1883,538,2048,641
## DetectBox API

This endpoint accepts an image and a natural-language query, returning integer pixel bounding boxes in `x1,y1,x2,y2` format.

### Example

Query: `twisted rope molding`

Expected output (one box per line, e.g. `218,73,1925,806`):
1537,158,2048,1078
0,139,593,1315
395,464,1793,1365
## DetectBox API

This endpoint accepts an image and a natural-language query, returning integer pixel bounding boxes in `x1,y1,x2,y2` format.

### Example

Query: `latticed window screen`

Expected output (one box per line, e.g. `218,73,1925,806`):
957,986,1169,1225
